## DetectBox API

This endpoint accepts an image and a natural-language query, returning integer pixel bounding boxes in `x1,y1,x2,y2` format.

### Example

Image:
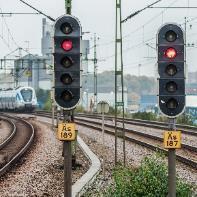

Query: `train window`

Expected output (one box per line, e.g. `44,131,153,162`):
16,94,21,101
20,89,32,102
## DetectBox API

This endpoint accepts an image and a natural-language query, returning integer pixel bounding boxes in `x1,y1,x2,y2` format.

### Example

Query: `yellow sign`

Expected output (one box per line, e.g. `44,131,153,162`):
57,123,76,141
25,70,32,77
164,131,181,149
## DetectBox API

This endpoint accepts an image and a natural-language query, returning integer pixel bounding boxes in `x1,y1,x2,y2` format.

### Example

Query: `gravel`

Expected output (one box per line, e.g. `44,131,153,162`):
77,117,197,148
0,119,12,144
0,117,90,197
77,124,197,196
1,113,195,196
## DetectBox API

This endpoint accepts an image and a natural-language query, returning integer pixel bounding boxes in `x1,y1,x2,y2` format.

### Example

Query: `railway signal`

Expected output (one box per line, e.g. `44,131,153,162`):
157,23,185,117
53,15,81,110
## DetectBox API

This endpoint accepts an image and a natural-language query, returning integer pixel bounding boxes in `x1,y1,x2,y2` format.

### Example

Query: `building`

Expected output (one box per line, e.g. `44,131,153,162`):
188,71,197,84
13,18,89,91
14,54,52,90
186,83,197,95
81,87,128,112
41,18,53,57
139,95,157,112
185,95,197,120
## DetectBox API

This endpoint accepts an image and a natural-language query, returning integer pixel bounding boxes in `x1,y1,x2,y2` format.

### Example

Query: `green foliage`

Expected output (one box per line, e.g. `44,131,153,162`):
129,112,197,127
105,155,194,197
75,105,85,113
108,106,121,115
176,114,195,126
36,89,51,110
157,115,168,122
43,96,51,111
84,71,156,95
132,112,157,121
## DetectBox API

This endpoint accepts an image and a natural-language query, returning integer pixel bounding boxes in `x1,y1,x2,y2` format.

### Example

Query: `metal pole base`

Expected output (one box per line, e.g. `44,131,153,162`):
168,118,176,197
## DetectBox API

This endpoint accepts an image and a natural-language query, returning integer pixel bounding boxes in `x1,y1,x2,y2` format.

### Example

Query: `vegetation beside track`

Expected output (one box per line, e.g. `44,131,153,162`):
36,89,51,111
36,98,197,126
104,154,195,197
121,111,196,126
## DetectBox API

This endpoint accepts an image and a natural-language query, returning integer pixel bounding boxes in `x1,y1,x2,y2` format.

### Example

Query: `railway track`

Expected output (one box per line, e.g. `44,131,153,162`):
34,111,197,170
0,113,35,176
77,113,197,136
76,117,197,151
75,117,197,169
0,117,16,149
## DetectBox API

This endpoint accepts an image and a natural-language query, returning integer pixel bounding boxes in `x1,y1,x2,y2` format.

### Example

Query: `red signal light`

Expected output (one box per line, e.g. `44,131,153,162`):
165,48,177,59
61,40,73,51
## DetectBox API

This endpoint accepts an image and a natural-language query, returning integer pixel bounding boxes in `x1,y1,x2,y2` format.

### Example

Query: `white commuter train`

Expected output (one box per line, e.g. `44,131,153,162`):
0,86,37,112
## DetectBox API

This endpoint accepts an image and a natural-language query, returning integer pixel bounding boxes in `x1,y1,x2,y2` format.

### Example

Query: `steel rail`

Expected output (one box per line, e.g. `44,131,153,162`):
0,117,16,149
76,113,197,136
0,114,35,176
75,118,197,170
34,111,197,169
75,117,197,152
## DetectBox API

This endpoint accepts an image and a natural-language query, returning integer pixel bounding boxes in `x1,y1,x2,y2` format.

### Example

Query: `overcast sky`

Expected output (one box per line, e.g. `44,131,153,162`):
0,0,197,76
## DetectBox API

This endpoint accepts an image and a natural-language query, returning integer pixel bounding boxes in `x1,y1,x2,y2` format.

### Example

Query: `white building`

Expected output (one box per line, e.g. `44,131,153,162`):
186,95,197,107
81,88,128,111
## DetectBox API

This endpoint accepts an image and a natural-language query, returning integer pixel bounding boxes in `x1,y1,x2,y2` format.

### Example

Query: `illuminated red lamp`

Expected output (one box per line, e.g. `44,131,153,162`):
61,40,73,51
165,47,177,59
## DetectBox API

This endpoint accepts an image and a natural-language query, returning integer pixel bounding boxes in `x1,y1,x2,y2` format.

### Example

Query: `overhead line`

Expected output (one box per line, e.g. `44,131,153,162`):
122,0,178,39
149,6,197,9
0,8,51,60
104,59,155,71
19,0,55,22
96,0,178,47
122,0,163,23
0,12,40,15
0,8,20,48
0,35,12,51
100,36,155,61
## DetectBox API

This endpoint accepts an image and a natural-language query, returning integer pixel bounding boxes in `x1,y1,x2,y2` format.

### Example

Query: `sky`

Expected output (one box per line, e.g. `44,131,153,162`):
0,0,197,76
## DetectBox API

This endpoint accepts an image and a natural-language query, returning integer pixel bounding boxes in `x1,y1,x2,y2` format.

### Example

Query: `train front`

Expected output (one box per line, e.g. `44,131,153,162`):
18,87,38,112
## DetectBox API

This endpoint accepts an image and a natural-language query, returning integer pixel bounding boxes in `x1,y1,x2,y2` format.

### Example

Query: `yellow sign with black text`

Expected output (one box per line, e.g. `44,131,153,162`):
57,123,76,141
164,131,181,149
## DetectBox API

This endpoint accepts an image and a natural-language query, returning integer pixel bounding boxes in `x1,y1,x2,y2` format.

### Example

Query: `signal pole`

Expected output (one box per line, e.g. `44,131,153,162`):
138,64,141,77
83,34,103,111
168,118,176,197
54,15,81,197
64,2,72,195
157,23,185,197
93,33,99,110
115,0,126,166
65,0,72,14
63,111,72,197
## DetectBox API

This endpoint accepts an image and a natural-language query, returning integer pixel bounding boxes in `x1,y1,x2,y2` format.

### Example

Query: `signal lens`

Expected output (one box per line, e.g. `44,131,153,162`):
61,40,73,51
61,23,72,34
60,74,73,85
166,98,178,109
165,48,177,59
61,90,73,101
166,81,177,93
165,30,177,42
61,57,73,68
165,64,177,76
